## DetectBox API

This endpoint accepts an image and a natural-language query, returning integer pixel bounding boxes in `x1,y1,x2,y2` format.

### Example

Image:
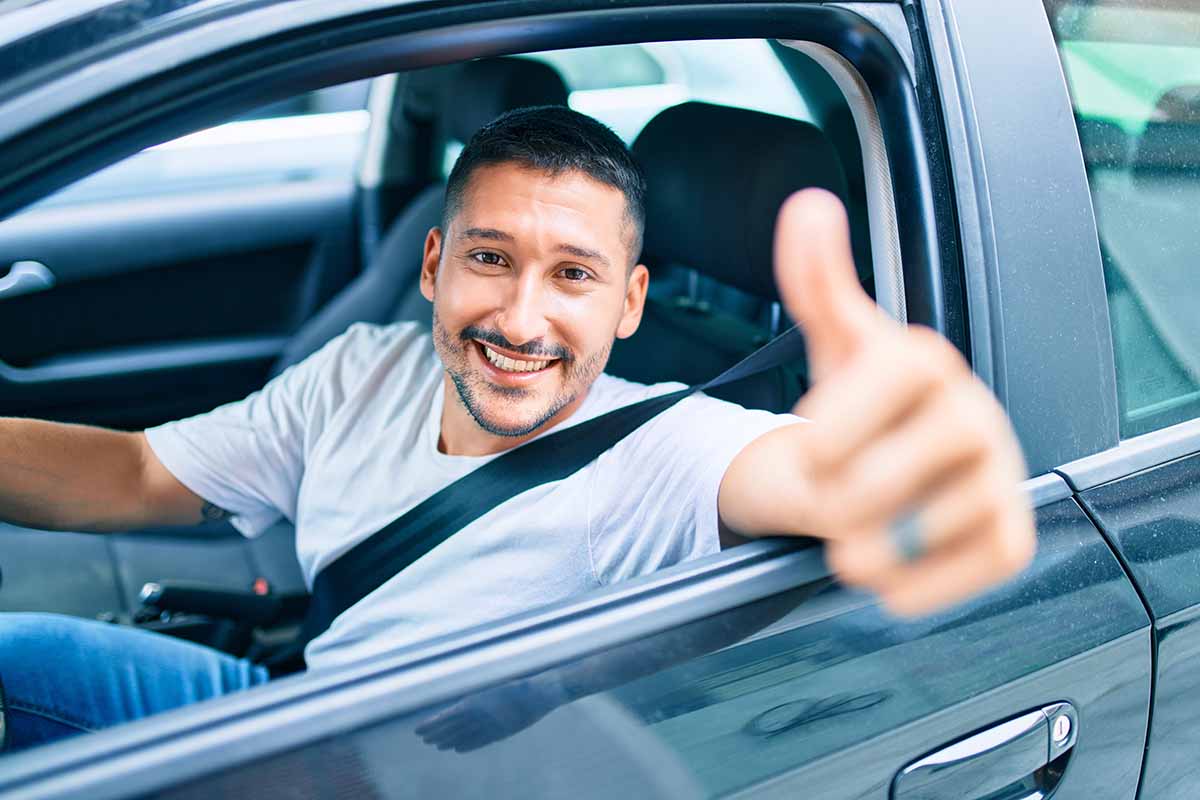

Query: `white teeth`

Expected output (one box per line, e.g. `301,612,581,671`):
483,346,553,373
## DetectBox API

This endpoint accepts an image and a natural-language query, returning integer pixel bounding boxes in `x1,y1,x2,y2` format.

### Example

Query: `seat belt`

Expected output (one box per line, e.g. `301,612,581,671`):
299,325,808,652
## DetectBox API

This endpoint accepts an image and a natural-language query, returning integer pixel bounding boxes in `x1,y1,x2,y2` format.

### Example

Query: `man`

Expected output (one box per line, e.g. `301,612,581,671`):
0,106,1033,750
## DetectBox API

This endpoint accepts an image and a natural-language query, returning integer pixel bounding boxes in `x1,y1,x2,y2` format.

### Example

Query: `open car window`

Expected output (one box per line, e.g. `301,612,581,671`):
0,29,875,752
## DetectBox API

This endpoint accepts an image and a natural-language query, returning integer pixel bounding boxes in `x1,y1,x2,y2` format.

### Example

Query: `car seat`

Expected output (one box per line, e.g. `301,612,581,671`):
609,101,853,412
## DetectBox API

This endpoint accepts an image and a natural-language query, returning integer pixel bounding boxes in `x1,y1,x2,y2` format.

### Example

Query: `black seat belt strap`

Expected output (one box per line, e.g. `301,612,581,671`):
302,326,807,645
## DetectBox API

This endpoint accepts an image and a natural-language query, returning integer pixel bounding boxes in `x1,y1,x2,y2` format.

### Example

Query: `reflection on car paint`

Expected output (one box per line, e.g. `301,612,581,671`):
743,690,891,738
157,500,1151,799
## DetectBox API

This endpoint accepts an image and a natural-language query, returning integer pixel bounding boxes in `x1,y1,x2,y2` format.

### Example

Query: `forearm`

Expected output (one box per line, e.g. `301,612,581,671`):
718,422,818,539
0,418,189,532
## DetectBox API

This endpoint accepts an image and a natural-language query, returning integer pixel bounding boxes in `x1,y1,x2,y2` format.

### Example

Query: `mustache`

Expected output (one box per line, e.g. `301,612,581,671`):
460,326,573,362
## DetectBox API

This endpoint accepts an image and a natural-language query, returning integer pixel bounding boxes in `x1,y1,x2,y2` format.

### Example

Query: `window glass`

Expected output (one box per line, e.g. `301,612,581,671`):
440,41,811,175
1044,1,1200,437
533,39,810,144
35,81,371,209
534,44,665,91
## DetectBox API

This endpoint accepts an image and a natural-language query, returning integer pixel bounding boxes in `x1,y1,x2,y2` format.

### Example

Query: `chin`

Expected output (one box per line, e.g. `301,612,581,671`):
452,373,571,438
472,407,559,438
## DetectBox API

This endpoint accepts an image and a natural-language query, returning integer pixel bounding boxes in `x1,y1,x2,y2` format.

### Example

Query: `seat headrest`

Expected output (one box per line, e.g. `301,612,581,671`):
443,58,570,143
1077,117,1131,169
632,102,850,300
1134,85,1200,176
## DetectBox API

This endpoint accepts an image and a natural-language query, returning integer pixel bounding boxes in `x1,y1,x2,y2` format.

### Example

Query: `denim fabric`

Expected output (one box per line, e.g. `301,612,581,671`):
0,613,268,752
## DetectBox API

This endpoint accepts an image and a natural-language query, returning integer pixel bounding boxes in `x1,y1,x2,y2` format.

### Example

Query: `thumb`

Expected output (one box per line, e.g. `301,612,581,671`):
774,188,881,378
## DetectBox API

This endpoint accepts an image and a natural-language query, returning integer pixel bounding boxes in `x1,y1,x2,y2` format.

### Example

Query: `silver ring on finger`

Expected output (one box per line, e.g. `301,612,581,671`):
889,512,926,564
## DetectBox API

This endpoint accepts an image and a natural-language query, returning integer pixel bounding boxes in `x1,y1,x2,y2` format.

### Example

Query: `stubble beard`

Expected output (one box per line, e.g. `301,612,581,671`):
432,308,611,438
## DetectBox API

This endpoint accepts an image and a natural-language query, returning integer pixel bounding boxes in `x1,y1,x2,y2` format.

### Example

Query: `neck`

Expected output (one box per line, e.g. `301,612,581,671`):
437,374,591,456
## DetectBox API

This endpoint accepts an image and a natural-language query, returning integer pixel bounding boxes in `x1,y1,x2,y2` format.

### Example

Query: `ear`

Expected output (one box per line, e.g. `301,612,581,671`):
419,227,443,303
616,263,649,339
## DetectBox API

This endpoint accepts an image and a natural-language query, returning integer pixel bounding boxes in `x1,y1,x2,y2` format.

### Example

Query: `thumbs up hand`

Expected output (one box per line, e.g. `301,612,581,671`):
719,189,1035,616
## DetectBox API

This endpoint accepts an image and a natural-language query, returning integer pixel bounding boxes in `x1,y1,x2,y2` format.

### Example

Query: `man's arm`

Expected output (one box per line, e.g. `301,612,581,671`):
0,417,211,532
719,190,1036,616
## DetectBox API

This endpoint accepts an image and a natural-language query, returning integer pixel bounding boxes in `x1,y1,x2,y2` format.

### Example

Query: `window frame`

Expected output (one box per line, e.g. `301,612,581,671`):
917,0,1121,474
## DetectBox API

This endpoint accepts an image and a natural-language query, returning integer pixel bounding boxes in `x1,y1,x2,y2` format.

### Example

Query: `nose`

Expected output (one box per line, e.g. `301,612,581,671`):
494,271,551,346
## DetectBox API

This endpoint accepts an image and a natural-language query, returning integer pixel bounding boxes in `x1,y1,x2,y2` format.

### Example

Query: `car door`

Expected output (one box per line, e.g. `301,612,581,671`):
0,82,369,627
0,82,368,431
0,1,1155,798
1040,2,1200,797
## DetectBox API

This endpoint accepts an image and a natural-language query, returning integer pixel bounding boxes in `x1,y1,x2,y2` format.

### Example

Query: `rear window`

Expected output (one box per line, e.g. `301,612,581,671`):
1045,0,1200,437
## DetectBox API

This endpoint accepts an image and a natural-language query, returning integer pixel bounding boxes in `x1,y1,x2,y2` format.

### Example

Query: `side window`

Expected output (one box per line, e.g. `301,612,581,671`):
35,80,371,210
440,41,813,173
1044,1,1200,437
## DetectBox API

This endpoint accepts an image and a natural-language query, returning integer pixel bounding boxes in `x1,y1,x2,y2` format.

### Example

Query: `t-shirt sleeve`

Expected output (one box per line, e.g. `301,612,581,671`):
144,323,389,538
588,393,803,586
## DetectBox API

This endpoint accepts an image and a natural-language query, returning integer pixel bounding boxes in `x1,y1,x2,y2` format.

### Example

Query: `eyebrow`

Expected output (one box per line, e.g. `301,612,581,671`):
461,227,612,271
557,243,611,270
461,227,515,243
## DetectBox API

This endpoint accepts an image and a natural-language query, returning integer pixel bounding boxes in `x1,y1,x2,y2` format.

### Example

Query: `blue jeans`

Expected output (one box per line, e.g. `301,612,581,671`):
0,613,269,752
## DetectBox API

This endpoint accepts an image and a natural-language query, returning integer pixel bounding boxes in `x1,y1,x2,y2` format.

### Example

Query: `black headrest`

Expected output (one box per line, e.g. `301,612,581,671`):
1134,85,1200,176
443,58,570,143
632,102,850,300
1077,117,1131,169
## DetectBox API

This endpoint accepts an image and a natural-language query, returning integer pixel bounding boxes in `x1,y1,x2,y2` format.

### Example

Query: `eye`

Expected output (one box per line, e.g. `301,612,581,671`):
559,267,592,282
471,251,507,268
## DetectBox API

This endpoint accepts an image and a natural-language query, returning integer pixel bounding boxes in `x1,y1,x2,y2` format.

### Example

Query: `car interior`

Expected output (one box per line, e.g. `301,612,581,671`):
0,40,881,680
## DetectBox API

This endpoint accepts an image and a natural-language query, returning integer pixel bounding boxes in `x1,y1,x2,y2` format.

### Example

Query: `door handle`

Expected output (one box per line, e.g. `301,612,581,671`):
893,702,1077,800
0,261,55,299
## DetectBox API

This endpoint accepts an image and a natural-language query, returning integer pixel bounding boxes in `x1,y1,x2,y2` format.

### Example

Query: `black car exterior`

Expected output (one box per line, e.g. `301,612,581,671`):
0,0,1196,797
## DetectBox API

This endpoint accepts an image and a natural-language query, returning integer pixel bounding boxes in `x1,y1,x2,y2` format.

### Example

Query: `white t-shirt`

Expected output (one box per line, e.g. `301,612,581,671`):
145,322,798,670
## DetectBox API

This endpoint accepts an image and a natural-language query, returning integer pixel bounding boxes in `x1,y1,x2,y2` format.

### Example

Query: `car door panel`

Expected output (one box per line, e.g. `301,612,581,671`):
0,337,287,429
0,178,357,428
1070,448,1200,799
16,480,1150,799
0,183,345,626
577,494,1149,799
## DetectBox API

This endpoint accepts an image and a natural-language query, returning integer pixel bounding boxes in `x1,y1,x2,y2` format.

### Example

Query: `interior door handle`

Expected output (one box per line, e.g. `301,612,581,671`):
0,261,55,299
893,702,1077,800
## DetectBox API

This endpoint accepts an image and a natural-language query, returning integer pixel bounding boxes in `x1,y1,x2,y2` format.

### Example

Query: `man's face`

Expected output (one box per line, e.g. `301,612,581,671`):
421,162,649,439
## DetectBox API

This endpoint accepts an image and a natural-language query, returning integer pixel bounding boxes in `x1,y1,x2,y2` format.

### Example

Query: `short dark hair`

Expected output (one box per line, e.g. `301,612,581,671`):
442,105,646,263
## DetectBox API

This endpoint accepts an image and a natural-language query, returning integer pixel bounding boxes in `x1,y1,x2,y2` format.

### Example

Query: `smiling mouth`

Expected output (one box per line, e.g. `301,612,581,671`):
476,342,560,374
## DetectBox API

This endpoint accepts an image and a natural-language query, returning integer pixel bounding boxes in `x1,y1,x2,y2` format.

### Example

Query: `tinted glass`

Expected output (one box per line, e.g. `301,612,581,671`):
30,81,370,209
1044,0,1200,437
534,39,810,144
